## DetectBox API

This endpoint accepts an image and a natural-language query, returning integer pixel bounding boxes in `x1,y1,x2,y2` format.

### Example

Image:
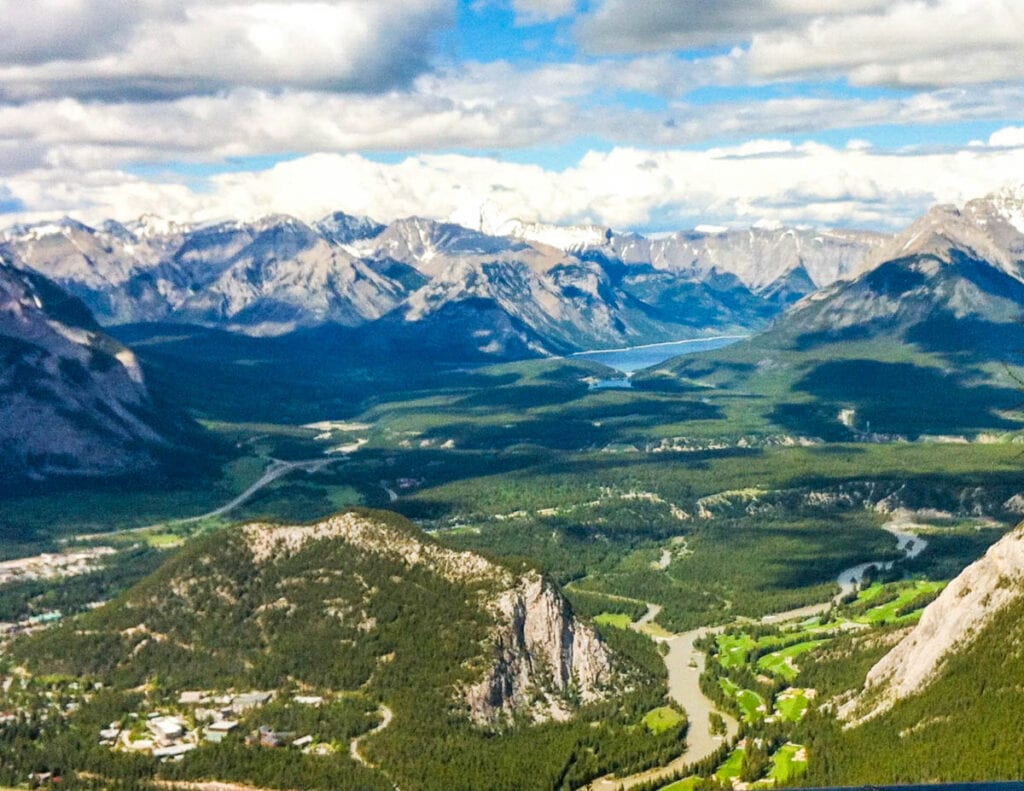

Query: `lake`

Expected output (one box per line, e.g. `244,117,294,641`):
572,335,746,374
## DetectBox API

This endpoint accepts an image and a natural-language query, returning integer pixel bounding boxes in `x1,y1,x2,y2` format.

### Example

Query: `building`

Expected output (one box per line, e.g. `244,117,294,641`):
148,716,186,744
204,720,239,744
153,743,196,760
231,690,273,713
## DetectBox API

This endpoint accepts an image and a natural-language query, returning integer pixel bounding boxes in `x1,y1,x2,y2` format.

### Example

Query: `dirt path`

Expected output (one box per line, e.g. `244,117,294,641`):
350,704,394,768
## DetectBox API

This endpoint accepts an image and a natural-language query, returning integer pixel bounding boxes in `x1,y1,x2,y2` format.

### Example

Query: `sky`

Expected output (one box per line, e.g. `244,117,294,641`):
2,0,1024,232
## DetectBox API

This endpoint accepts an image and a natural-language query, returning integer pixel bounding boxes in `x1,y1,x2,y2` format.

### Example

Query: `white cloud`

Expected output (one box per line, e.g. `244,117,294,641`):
511,0,576,25
0,0,455,100
6,138,1024,233
989,127,1024,147
1,68,1019,180
579,0,1024,88
577,0,891,54
749,0,1024,87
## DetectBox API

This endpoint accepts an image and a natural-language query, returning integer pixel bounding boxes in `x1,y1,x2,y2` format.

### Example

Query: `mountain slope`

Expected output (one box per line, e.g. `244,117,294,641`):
0,258,199,483
1,211,889,358
841,523,1024,724
11,510,687,790
634,189,1024,440
586,226,886,295
2,215,410,332
803,523,1024,785
19,510,616,724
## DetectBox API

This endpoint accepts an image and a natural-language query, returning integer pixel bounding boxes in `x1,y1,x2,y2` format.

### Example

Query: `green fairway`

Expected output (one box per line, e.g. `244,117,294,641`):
853,580,946,625
768,743,808,782
715,746,747,783
757,639,827,682
717,633,757,668
642,706,687,734
774,688,813,722
720,678,768,723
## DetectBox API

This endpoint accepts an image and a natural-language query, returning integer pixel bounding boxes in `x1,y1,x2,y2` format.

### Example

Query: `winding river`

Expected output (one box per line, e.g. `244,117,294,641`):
586,519,927,790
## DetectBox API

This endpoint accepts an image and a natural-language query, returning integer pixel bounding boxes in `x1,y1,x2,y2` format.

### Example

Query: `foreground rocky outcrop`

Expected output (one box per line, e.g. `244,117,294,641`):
840,522,1024,723
466,573,613,725
244,513,615,725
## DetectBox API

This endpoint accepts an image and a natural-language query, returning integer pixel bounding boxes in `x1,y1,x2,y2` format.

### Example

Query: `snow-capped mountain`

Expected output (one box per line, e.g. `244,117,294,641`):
0,207,895,357
602,227,889,293
168,216,406,332
2,215,409,332
484,216,614,252
314,211,385,246
748,187,1024,354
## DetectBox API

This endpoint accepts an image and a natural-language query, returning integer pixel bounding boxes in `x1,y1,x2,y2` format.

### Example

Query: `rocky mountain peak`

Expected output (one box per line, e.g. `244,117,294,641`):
315,210,385,245
865,191,1024,277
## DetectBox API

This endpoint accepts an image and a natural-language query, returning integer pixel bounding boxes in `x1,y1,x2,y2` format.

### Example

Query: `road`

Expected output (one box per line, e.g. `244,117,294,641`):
186,458,337,522
74,457,338,541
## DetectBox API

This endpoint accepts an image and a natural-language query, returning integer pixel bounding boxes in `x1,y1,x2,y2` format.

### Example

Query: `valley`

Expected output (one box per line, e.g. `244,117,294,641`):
3,189,1024,790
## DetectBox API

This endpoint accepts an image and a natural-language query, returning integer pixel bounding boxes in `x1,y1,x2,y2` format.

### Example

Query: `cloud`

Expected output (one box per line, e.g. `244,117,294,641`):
2,59,1019,180
748,0,1024,88
0,0,456,100
6,137,1024,233
989,127,1024,147
577,0,890,54
579,0,1024,88
511,0,577,25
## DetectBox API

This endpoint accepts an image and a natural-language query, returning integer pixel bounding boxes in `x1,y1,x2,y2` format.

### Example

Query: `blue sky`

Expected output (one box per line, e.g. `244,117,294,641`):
1,0,1023,231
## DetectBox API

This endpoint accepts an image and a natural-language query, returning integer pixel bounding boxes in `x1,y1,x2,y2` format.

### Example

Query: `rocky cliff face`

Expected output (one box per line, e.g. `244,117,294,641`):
466,573,613,725
841,523,1024,723
603,227,888,293
0,258,191,482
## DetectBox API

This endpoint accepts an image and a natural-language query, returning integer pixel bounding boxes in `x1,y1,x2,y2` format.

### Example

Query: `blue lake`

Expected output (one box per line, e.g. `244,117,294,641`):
572,335,746,374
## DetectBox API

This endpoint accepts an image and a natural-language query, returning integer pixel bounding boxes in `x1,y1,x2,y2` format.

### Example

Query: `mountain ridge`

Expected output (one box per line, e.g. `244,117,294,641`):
1,209,892,356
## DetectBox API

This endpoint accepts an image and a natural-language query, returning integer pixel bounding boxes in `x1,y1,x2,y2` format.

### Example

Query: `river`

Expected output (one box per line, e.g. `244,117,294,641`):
587,519,928,790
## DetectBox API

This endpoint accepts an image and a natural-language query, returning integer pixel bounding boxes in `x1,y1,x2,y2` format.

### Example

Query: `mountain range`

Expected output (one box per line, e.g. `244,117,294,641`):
0,209,890,358
3,186,1024,480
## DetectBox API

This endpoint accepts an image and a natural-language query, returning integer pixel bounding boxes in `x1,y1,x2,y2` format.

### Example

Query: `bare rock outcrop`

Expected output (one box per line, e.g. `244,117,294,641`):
466,573,614,725
840,523,1024,724
241,513,616,726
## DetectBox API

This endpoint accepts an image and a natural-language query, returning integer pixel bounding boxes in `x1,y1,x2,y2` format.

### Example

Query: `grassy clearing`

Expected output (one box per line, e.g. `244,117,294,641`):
639,621,675,639
774,689,812,722
714,746,746,783
642,706,686,734
757,640,827,682
720,678,767,723
768,743,808,783
853,580,945,625
140,533,186,549
594,612,633,629
717,633,757,668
